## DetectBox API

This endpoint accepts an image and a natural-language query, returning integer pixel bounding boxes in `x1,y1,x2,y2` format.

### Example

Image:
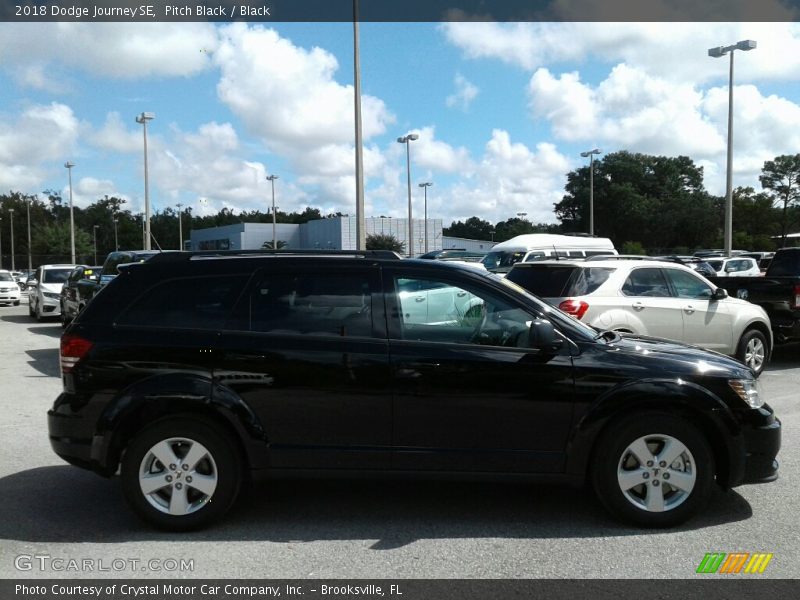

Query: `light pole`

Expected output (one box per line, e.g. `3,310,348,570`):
419,182,433,254
580,148,602,236
135,112,155,250
0,215,3,269
176,203,183,250
9,208,15,271
113,217,119,252
266,175,278,250
93,225,99,264
353,0,366,250
709,39,756,256
26,197,32,272
64,161,76,263
397,133,419,256
517,212,527,220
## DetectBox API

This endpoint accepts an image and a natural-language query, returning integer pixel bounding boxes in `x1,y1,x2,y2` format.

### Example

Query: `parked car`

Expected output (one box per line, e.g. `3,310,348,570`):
77,250,161,307
481,234,617,271
505,259,773,376
709,247,800,345
0,270,22,306
28,264,75,321
705,257,762,278
60,265,100,327
20,272,37,291
50,250,780,530
739,252,775,272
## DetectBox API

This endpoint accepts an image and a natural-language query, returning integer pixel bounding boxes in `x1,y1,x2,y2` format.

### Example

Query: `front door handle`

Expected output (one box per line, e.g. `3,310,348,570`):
684,305,695,314
415,296,425,302
632,301,645,311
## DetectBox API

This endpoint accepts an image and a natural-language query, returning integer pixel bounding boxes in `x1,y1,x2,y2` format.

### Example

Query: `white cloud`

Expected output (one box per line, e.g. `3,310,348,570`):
446,74,479,111
214,23,395,151
442,22,800,85
89,112,142,153
0,23,218,86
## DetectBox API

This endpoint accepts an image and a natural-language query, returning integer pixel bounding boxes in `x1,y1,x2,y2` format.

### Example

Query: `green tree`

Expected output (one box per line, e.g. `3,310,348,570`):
554,151,719,252
444,217,494,240
261,240,288,249
759,154,800,247
366,233,405,253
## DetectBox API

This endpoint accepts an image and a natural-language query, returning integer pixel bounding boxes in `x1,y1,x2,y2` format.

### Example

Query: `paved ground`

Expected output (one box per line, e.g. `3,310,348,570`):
0,299,798,579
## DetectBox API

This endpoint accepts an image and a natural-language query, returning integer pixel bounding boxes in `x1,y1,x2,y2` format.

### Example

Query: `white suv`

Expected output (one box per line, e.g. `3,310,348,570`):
506,259,773,376
705,257,762,277
29,264,75,321
0,270,22,306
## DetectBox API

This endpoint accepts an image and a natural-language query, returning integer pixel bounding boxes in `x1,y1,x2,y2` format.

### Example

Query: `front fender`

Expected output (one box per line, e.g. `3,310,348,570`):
566,378,742,486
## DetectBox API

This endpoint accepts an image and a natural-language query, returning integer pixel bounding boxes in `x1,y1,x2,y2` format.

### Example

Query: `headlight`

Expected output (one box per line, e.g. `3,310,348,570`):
729,379,763,409
43,291,61,299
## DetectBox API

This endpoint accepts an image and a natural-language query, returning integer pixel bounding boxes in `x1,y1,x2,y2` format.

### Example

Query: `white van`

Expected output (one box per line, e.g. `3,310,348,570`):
481,234,617,270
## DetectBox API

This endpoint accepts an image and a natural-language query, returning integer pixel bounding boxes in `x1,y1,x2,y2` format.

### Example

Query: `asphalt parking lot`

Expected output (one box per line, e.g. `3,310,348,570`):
0,298,798,580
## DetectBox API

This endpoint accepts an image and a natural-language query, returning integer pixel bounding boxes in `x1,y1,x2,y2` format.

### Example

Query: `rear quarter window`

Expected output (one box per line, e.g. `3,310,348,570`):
506,266,579,297
116,275,249,330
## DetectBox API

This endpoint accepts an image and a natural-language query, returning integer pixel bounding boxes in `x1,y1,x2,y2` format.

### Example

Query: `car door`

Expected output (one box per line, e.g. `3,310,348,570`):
619,267,684,340
215,265,393,470
662,267,733,352
384,268,575,474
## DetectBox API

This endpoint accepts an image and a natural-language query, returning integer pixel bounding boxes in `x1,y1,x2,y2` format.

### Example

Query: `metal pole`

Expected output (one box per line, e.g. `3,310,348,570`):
424,185,428,254
27,198,32,272
0,216,3,269
176,203,183,250
113,218,119,252
266,175,278,249
405,142,413,256
93,225,98,264
65,162,76,263
136,113,155,251
724,50,735,257
589,154,595,236
353,0,366,251
9,209,14,271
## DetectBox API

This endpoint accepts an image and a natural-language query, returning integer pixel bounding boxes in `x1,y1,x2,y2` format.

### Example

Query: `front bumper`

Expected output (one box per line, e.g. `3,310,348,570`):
0,289,20,302
730,404,781,486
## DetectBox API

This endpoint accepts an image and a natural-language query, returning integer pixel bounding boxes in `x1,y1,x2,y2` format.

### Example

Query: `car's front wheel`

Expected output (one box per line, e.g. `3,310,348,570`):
736,329,769,377
591,412,715,527
121,417,243,531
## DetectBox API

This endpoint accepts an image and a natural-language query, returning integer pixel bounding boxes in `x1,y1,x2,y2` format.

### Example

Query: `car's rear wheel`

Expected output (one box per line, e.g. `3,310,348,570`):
736,329,769,377
591,412,714,527
121,417,242,531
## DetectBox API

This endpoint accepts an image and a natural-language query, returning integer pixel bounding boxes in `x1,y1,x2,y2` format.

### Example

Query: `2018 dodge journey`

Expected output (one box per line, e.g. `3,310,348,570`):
48,250,780,530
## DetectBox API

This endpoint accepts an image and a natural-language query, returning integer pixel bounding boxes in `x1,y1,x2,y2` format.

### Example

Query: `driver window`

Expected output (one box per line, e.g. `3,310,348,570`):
394,276,532,347
664,268,713,300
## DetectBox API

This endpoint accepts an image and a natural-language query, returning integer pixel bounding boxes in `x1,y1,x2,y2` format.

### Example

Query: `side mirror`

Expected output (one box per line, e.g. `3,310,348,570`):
712,287,728,301
528,319,561,352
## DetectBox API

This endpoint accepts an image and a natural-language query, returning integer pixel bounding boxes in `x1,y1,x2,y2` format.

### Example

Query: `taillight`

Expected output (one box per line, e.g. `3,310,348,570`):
60,334,93,374
558,298,589,320
793,284,800,309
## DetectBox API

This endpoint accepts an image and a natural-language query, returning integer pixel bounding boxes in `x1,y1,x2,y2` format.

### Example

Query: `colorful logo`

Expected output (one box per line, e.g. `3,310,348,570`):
696,552,773,574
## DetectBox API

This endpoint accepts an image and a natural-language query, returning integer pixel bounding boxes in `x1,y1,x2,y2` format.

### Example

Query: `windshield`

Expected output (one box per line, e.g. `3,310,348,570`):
0,273,13,282
42,269,73,284
481,250,526,269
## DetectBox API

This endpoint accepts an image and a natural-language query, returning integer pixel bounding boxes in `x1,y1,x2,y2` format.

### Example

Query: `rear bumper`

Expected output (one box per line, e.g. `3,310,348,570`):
48,393,114,476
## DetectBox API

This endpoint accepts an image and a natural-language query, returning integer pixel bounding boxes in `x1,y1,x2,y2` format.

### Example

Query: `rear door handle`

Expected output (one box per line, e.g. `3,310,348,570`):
632,301,645,311
684,305,695,314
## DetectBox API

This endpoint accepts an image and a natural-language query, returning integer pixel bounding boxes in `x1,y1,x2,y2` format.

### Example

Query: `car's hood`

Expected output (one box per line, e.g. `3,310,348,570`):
605,333,752,379
40,283,64,293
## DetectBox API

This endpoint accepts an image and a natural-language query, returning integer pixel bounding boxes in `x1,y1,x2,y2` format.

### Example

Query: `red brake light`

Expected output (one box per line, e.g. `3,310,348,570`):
793,284,800,309
558,299,590,320
60,334,93,374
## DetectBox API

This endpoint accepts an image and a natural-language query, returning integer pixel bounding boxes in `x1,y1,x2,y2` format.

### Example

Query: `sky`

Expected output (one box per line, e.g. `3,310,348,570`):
2,19,800,227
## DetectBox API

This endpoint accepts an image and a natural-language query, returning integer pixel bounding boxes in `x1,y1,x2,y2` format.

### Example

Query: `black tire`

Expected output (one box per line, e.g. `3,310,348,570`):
591,412,715,528
120,417,243,531
13,300,20,306
736,329,769,378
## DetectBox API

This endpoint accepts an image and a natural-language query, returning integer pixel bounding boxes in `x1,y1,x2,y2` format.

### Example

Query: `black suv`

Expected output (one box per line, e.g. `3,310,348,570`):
49,250,780,530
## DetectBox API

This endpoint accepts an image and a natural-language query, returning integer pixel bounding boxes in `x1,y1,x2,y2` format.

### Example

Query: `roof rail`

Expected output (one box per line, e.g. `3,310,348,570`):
146,249,403,263
584,254,653,261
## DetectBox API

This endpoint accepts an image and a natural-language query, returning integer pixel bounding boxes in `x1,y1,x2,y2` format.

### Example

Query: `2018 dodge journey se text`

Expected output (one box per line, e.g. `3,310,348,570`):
48,250,781,530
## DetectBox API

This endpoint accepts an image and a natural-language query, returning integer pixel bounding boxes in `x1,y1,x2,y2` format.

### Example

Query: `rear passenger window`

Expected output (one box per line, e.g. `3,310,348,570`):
117,275,249,329
567,267,615,296
236,273,374,337
621,268,671,297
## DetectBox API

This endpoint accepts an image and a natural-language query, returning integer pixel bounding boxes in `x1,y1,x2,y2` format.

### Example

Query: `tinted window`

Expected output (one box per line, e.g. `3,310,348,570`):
663,268,713,299
0,273,13,282
567,267,615,295
42,269,72,283
621,268,671,297
766,250,799,276
117,275,248,329
393,276,533,348
235,273,375,337
506,266,578,297
481,251,526,269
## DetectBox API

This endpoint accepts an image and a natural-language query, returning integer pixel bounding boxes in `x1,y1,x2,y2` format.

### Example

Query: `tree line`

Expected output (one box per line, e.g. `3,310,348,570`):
1,150,799,267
